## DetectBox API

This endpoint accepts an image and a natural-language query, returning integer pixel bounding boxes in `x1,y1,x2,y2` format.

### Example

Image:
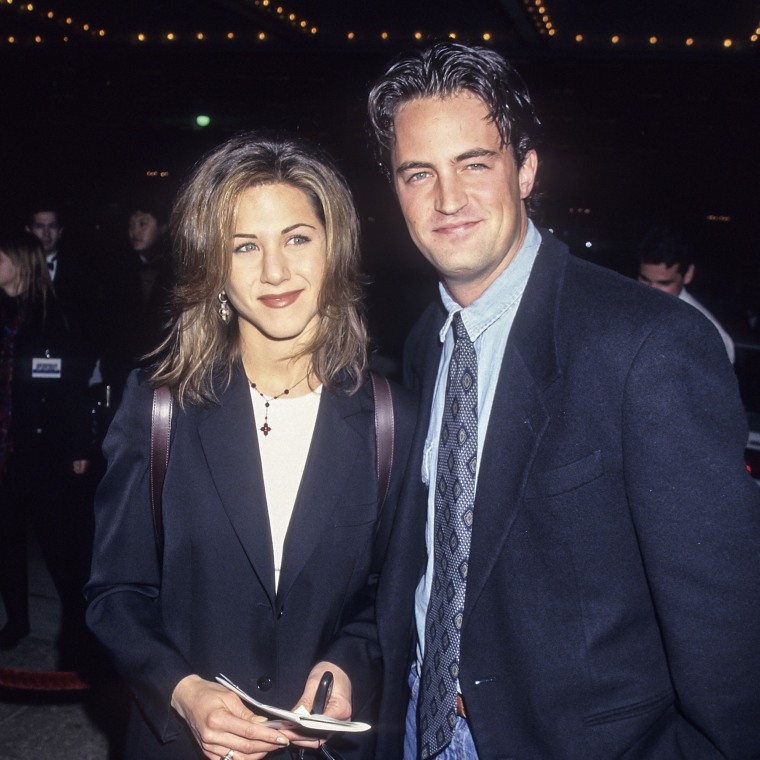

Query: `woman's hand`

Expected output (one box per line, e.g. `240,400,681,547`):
171,675,290,760
284,662,353,751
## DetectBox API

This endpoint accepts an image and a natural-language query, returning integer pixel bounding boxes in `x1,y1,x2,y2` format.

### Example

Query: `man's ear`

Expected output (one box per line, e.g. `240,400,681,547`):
518,149,538,200
683,264,695,286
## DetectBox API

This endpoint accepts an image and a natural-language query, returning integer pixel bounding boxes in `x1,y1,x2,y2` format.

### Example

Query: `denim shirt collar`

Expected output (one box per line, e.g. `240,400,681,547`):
438,220,541,344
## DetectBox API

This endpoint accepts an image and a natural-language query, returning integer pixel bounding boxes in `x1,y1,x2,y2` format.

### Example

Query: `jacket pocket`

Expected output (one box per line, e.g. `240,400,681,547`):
583,688,673,726
526,449,604,499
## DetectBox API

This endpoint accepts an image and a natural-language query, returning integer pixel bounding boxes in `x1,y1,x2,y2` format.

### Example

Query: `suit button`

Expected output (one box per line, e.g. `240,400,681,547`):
277,607,285,619
257,676,272,691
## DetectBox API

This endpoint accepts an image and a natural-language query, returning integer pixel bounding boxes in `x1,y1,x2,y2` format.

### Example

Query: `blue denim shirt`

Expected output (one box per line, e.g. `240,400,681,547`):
414,220,542,669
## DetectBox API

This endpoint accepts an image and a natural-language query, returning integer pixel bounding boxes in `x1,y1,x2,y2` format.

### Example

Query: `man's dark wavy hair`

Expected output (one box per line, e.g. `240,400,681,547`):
368,41,542,181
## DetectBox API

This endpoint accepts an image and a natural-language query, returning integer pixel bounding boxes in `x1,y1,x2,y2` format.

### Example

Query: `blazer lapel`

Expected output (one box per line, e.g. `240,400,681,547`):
275,388,366,604
465,234,567,618
197,367,277,602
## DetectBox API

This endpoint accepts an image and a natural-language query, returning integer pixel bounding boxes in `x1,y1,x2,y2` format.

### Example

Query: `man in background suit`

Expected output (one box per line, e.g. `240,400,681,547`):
319,42,760,760
26,205,99,376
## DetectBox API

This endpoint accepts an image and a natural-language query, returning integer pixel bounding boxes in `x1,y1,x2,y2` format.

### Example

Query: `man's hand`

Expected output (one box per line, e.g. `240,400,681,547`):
284,662,353,750
171,674,290,760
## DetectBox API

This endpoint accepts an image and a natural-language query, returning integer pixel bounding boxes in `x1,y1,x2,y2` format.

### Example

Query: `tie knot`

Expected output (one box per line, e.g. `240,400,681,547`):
452,312,471,345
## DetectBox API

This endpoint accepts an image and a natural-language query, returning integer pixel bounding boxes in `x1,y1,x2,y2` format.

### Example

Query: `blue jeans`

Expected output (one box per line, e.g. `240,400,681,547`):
403,665,479,760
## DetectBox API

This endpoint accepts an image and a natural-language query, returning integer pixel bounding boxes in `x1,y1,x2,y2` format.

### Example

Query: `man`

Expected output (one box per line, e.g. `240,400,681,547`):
637,224,735,363
26,205,99,374
309,42,760,760
27,208,63,275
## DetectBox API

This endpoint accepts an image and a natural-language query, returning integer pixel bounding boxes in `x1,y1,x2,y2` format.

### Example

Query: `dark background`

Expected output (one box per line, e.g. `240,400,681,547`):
2,0,759,361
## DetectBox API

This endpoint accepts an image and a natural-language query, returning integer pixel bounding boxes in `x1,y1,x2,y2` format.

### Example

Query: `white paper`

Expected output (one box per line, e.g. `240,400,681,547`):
215,674,371,733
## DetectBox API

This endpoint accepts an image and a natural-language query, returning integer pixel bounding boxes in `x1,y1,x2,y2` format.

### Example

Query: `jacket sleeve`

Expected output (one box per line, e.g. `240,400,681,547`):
321,381,418,718
622,306,760,758
85,370,192,742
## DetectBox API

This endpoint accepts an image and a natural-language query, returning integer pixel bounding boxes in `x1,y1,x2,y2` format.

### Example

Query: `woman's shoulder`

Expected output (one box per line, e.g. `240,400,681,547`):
119,368,160,411
373,372,416,417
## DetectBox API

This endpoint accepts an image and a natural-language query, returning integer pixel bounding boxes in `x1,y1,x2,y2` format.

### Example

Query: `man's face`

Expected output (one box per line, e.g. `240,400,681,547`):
28,211,62,254
390,92,537,306
638,262,694,296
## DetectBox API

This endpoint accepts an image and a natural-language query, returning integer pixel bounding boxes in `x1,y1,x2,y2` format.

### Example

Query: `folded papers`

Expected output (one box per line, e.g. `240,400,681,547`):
216,674,371,733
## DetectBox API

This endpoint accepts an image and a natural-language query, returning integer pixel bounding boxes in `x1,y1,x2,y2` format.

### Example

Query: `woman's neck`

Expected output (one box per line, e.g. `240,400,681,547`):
240,341,315,398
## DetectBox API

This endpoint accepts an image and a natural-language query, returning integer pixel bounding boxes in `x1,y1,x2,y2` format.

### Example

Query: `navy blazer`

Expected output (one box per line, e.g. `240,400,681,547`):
369,231,760,759
86,364,416,759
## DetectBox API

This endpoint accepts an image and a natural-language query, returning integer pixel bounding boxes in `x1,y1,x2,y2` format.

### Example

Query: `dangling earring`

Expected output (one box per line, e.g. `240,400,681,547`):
217,291,231,323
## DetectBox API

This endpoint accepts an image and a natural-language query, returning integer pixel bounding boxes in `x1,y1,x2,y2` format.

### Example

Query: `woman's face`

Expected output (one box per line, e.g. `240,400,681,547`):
128,211,161,252
226,182,328,346
0,249,21,296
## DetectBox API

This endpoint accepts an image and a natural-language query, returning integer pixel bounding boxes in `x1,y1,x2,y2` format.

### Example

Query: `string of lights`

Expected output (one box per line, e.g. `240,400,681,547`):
1,0,757,52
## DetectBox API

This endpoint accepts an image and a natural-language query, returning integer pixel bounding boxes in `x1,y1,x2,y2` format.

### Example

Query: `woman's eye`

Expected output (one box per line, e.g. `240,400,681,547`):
288,235,311,246
234,241,258,253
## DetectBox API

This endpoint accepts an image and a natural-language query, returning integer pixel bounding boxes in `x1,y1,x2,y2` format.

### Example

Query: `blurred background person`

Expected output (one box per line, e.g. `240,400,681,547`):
98,199,174,409
0,229,93,668
85,133,414,760
26,204,100,377
637,224,735,364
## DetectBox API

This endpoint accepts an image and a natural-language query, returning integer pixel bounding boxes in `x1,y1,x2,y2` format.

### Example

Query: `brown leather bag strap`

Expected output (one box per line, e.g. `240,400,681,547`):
150,385,173,559
370,371,395,513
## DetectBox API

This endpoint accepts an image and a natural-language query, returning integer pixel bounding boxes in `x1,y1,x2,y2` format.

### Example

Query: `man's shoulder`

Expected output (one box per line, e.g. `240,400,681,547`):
538,234,681,324
526,231,724,365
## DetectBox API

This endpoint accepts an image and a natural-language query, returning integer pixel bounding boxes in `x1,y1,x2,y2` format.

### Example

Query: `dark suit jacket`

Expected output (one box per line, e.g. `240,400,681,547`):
1,292,91,462
369,231,760,759
85,365,416,759
49,246,101,377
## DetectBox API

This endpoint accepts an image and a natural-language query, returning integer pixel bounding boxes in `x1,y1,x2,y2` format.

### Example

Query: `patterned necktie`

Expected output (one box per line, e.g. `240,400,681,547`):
420,312,478,758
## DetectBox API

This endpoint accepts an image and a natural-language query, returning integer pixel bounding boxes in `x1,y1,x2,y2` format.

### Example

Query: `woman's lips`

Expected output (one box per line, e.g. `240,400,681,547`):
258,290,302,308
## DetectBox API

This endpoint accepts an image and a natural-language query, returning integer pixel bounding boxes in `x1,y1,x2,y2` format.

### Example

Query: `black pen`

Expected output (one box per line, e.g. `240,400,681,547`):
312,670,333,715
297,671,334,760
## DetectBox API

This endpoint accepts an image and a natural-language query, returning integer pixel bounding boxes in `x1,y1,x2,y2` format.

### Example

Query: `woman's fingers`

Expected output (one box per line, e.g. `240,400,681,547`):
172,675,290,759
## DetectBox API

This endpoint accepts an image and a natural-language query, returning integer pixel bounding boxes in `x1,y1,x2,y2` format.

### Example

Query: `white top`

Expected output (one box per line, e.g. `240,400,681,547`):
249,385,322,591
679,288,735,364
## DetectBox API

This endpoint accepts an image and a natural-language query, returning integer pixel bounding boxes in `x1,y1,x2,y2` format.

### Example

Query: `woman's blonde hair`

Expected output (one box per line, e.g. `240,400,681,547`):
151,132,368,406
0,230,51,309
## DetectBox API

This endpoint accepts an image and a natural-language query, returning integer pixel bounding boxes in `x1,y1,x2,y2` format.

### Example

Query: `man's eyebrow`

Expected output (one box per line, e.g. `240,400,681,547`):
395,160,432,175
395,149,498,175
456,148,497,162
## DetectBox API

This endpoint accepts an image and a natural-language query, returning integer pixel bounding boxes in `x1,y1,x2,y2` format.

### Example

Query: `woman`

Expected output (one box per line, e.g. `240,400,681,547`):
0,230,91,657
98,199,174,408
85,133,415,760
